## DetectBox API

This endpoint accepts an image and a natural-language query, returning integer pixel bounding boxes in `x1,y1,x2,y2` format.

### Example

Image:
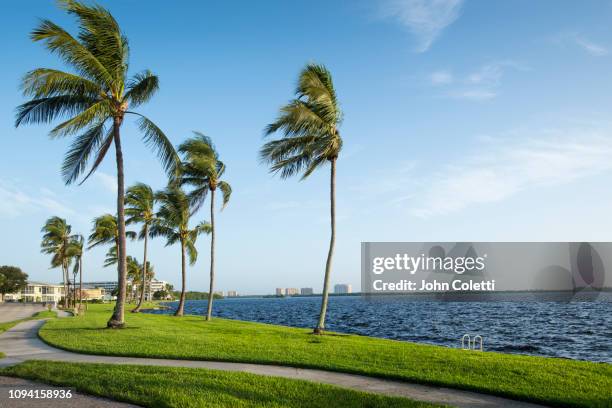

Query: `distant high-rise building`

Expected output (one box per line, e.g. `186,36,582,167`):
227,290,238,297
285,288,299,296
334,284,352,294
300,287,314,295
275,288,285,296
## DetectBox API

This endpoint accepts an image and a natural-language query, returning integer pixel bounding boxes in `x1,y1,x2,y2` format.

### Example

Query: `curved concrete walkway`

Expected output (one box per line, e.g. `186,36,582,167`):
0,319,548,408
0,303,48,323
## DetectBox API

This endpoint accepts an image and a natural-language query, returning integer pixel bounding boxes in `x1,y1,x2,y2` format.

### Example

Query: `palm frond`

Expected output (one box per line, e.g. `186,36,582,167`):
217,181,232,209
49,100,111,138
61,121,106,184
30,18,114,89
124,71,159,107
15,95,98,127
21,68,103,98
185,240,198,265
78,127,114,185
59,0,127,89
130,112,180,178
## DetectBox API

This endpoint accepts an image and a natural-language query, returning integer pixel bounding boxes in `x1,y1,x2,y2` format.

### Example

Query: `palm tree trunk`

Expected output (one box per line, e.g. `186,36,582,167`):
62,264,68,309
175,239,186,316
314,158,336,334
108,118,127,328
133,225,148,312
206,188,216,321
79,257,83,305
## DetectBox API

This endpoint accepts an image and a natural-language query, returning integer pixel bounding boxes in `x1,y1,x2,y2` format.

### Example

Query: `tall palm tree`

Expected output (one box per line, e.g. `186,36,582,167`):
151,187,210,316
260,63,343,334
66,235,84,306
15,0,179,328
41,216,77,308
177,133,231,321
125,183,156,312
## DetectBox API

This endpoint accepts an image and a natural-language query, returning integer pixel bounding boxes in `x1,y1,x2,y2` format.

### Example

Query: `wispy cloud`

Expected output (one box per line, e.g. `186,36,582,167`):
95,172,117,194
430,70,453,85
555,33,608,57
447,89,497,101
430,61,527,101
381,0,464,52
0,180,74,218
574,37,608,56
399,127,612,217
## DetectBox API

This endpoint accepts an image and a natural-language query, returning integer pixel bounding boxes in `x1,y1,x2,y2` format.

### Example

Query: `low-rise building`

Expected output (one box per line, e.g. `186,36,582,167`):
76,287,105,301
300,287,314,295
4,281,64,303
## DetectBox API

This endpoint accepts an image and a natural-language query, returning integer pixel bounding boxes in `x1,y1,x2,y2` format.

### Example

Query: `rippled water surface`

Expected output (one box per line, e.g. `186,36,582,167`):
149,292,612,363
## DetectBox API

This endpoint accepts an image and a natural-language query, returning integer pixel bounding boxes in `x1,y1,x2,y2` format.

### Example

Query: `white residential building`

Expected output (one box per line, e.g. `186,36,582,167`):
275,288,285,296
4,281,65,303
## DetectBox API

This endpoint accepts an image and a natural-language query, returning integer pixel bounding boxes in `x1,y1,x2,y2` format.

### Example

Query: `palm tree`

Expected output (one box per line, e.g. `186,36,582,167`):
15,0,179,328
177,133,231,320
66,235,84,306
41,217,77,308
88,214,136,282
260,63,343,334
125,183,156,312
125,256,141,303
151,187,210,316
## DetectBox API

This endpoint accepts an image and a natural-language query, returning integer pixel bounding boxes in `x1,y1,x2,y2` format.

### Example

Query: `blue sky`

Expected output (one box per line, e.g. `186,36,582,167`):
2,0,612,294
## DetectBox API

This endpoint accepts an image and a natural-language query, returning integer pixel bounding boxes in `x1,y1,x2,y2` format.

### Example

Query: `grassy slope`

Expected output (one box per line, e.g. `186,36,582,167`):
39,304,612,408
0,310,56,334
1,361,442,408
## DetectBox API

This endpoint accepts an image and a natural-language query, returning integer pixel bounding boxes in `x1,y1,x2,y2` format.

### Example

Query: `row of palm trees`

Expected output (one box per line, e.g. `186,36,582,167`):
20,0,342,334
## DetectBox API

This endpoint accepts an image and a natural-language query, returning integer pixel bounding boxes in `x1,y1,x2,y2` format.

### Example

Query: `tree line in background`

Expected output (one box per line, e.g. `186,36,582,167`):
16,0,343,334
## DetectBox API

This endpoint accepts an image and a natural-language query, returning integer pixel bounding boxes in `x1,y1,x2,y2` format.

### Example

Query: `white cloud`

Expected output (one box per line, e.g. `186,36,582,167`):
381,0,464,52
397,127,612,217
555,33,608,57
432,61,527,101
448,89,497,101
0,181,74,218
574,37,608,56
95,172,117,194
430,70,453,85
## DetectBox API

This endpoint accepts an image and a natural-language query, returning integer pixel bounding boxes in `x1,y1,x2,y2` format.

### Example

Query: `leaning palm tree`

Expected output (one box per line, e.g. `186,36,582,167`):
150,187,210,316
66,235,84,306
260,63,343,334
177,133,231,320
125,183,156,312
15,0,179,328
41,216,77,308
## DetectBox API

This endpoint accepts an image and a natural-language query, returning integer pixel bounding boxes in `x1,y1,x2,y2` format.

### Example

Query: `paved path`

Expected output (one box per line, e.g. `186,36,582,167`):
0,376,138,407
0,319,548,408
0,304,47,323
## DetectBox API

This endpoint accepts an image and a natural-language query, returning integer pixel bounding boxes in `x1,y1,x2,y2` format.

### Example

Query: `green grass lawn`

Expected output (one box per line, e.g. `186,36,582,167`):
1,361,442,408
38,303,611,408
0,310,57,334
